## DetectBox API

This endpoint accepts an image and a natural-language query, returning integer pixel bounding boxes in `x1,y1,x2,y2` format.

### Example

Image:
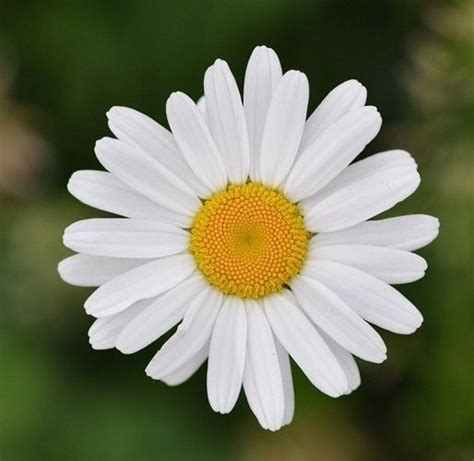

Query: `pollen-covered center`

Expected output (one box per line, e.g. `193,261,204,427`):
190,183,309,299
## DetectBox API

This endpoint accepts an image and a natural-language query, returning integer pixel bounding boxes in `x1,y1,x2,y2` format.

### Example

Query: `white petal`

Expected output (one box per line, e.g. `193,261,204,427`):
305,260,423,334
58,254,146,287
299,80,367,152
95,137,200,218
319,149,417,189
291,275,387,363
84,253,195,317
317,329,361,394
207,297,247,414
302,150,420,232
196,96,208,122
204,59,250,183
284,106,381,201
314,215,440,251
274,336,294,425
243,300,285,431
244,46,282,180
310,244,427,284
116,274,207,354
258,70,309,186
106,106,209,197
67,170,189,227
166,92,227,191
88,298,153,350
146,287,223,379
63,218,189,258
161,341,209,386
263,290,348,397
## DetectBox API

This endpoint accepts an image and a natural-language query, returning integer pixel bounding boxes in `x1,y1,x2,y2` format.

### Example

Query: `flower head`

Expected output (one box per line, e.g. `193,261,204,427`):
59,45,439,431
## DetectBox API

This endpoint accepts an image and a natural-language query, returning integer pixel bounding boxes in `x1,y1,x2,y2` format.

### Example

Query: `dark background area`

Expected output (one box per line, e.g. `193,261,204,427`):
0,1,472,460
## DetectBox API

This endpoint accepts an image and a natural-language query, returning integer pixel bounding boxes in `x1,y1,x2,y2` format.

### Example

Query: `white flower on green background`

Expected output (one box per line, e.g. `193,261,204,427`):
59,46,439,431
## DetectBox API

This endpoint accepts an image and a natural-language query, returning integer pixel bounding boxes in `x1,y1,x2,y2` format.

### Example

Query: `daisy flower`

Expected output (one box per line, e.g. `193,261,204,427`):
59,45,439,431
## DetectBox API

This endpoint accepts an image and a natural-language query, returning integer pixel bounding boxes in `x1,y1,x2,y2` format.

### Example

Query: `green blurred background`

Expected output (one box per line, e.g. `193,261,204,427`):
0,1,472,460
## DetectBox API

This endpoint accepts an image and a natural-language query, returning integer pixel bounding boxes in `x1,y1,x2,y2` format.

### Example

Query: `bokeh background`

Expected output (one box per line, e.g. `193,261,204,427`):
0,1,472,460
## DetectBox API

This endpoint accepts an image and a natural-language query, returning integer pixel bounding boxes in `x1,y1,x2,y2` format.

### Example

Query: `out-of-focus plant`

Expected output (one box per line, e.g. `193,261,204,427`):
405,1,474,148
396,2,474,460
402,0,473,195
0,54,51,201
402,1,473,272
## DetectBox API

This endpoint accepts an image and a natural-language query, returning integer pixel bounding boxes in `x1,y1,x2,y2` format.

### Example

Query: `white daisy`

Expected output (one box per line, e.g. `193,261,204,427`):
59,45,439,431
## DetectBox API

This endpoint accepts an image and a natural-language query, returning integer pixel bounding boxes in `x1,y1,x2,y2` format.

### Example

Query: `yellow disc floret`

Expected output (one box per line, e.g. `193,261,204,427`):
190,183,309,299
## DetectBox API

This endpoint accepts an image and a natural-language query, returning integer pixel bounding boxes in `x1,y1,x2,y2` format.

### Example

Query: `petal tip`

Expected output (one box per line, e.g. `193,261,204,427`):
144,366,154,378
106,106,120,120
213,58,226,67
57,259,70,281
94,136,114,153
167,91,184,105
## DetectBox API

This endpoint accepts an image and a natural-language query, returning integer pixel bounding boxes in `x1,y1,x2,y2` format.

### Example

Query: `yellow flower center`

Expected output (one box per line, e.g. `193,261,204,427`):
190,183,309,299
